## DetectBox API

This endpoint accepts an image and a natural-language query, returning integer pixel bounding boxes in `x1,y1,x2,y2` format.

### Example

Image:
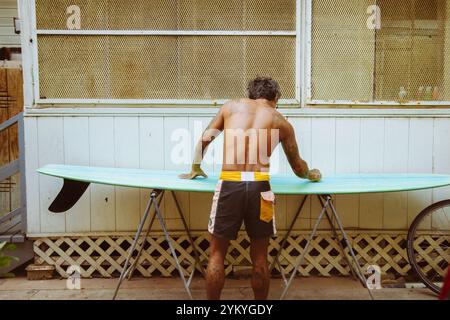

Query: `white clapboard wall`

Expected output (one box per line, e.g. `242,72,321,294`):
0,0,20,47
24,115,450,235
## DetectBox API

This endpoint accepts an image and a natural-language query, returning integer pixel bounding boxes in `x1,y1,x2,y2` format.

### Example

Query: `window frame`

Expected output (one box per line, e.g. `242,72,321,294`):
30,0,302,107
305,0,450,107
28,0,450,108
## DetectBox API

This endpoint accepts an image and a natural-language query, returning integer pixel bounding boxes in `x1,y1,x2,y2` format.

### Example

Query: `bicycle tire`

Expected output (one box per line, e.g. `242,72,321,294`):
407,199,450,295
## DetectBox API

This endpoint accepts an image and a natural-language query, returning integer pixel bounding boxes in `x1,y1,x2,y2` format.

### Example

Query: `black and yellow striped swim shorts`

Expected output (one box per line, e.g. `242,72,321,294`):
208,171,276,240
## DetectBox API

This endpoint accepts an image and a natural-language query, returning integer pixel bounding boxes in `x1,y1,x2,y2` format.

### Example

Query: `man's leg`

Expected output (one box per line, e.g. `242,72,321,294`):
250,237,270,300
206,234,230,300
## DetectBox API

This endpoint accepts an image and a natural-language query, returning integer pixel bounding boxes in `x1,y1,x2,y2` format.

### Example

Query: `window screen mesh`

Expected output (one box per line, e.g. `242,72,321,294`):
35,0,296,101
375,0,449,101
38,36,296,100
36,0,296,31
311,0,450,102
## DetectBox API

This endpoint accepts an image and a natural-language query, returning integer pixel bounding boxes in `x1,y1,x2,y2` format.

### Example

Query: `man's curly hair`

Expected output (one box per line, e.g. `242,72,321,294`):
246,76,281,101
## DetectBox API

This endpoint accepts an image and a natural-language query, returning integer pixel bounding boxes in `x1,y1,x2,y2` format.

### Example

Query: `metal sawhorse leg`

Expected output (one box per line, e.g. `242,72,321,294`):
270,194,374,300
112,189,205,300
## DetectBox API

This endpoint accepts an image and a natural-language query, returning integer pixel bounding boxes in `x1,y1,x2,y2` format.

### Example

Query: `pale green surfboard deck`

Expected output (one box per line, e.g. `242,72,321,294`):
37,164,450,195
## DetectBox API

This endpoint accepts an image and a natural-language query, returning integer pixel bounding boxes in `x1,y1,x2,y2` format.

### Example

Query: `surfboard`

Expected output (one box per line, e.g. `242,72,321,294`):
38,164,450,195
38,164,450,213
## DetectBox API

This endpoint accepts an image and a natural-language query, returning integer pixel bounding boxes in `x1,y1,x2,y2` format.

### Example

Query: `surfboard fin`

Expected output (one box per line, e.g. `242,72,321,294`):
49,179,90,213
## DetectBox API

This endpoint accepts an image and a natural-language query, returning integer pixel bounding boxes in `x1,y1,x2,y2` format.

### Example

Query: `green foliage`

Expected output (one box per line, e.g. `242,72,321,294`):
0,241,19,278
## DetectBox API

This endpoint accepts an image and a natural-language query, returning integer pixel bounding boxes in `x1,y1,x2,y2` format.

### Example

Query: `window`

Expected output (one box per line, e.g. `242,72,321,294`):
310,0,450,105
34,0,298,104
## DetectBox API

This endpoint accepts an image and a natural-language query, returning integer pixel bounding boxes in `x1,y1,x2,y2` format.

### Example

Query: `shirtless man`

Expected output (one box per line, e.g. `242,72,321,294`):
179,77,321,300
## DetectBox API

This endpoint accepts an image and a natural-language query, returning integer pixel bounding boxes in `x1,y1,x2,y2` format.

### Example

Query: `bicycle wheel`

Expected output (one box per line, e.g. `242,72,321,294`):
407,200,450,294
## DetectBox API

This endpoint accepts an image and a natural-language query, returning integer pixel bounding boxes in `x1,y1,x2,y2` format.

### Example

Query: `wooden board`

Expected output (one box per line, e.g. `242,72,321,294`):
0,67,22,216
25,116,450,235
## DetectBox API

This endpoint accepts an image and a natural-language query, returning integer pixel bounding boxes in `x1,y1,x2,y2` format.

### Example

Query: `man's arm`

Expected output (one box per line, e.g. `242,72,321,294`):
279,118,321,182
179,105,225,179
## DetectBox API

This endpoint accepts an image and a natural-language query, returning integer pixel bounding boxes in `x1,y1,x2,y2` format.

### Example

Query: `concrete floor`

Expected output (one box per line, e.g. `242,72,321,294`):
0,276,438,300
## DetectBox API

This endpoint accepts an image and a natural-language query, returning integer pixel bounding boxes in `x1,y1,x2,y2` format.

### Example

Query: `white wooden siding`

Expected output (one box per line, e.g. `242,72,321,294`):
383,119,409,230
88,117,115,232
114,117,141,231
63,117,90,232
37,117,65,233
25,116,450,235
0,0,20,47
359,118,385,229
311,118,336,229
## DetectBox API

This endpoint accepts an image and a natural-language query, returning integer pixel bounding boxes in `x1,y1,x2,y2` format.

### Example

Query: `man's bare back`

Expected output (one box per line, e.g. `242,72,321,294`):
221,98,279,172
180,97,321,181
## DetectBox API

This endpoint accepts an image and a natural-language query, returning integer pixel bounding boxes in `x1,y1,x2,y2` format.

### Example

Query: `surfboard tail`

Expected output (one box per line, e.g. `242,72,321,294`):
49,179,90,213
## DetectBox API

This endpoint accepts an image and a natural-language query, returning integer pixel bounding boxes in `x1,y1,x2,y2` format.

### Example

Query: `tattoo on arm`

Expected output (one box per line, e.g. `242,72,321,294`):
281,122,309,179
193,110,224,165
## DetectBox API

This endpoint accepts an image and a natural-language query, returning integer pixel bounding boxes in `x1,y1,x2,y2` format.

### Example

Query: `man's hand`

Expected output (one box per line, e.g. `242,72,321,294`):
307,169,322,182
178,165,208,180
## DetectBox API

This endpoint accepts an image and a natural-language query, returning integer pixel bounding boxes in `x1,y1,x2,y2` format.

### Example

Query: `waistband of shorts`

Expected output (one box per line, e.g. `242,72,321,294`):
219,171,270,182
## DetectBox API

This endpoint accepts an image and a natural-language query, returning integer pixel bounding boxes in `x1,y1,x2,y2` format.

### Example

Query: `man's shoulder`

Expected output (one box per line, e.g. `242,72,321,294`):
271,109,288,128
224,98,253,106
221,98,252,113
